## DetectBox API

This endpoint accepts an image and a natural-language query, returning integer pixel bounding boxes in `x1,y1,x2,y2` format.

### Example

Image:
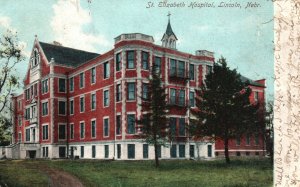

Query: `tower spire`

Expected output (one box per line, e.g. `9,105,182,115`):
161,12,177,49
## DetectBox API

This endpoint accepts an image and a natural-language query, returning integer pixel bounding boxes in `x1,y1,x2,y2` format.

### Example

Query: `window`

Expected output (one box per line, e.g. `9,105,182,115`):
189,91,195,107
25,89,29,100
18,100,22,109
128,144,135,159
18,116,22,126
42,147,48,158
179,145,185,158
170,59,185,78
70,124,74,139
178,90,185,106
58,124,66,140
58,101,66,115
154,57,161,74
157,145,161,158
117,144,121,159
18,132,22,143
207,145,212,157
81,146,84,158
236,136,241,146
116,53,121,71
190,145,195,158
142,84,149,100
26,129,30,142
104,145,109,158
91,120,96,138
79,72,84,88
25,108,30,119
246,152,250,156
127,83,135,100
42,79,48,94
170,89,176,104
103,90,109,107
236,152,241,156
80,122,85,139
116,84,121,102
189,64,195,80
69,77,74,92
143,144,148,159
127,114,135,134
170,59,176,76
80,96,85,112
91,67,96,84
170,145,177,158
207,65,213,74
91,93,96,110
170,117,176,137
104,61,110,79
255,152,259,156
255,133,259,145
58,78,66,92
116,115,121,135
104,118,109,137
92,145,96,158
246,133,251,145
254,92,259,102
42,125,48,140
30,85,33,98
70,100,74,115
178,61,185,78
42,102,48,116
127,51,134,69
142,51,149,70
179,118,185,136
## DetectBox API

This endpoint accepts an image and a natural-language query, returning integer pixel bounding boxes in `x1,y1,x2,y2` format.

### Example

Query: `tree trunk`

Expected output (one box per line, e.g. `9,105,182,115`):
154,143,159,167
224,136,230,164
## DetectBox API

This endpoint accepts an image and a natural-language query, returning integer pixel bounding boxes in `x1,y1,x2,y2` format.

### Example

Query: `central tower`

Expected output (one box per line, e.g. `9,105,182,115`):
161,12,178,49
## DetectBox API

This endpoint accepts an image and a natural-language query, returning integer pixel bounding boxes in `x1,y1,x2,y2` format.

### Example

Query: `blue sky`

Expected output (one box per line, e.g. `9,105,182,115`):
1,0,274,101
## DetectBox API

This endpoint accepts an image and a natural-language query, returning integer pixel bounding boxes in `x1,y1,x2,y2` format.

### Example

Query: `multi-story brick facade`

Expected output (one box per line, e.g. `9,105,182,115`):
10,20,266,159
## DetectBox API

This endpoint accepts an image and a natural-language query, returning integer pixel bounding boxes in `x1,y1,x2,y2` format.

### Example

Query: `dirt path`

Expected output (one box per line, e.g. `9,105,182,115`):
26,163,85,187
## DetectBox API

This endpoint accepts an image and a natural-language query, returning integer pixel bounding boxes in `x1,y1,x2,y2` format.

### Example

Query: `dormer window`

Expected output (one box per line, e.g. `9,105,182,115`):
31,48,40,68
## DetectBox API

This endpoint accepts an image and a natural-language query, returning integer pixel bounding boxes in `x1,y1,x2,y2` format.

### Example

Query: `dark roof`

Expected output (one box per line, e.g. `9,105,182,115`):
240,75,264,87
164,20,177,40
39,42,99,67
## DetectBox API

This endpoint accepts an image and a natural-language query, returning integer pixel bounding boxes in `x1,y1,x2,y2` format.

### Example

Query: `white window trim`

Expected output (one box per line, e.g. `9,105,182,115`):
58,123,67,140
91,118,97,139
116,115,122,136
41,79,49,95
91,92,96,111
58,100,67,116
42,123,49,141
79,72,85,89
127,82,136,102
69,123,74,140
80,121,85,139
79,95,85,113
69,99,74,115
25,127,31,142
103,61,110,80
103,89,110,108
116,84,122,103
91,67,96,85
115,52,122,72
41,101,49,117
58,78,67,93
103,117,109,138
69,77,74,93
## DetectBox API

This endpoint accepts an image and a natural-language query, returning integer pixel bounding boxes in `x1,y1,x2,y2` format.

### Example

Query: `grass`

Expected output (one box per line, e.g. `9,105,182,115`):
0,160,49,186
0,158,273,187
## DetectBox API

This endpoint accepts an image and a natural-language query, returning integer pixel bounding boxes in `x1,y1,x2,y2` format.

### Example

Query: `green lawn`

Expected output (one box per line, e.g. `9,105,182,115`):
0,158,273,187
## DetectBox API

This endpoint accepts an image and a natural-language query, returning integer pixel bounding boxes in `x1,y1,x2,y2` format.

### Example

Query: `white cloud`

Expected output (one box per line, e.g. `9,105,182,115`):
50,0,111,53
0,16,11,29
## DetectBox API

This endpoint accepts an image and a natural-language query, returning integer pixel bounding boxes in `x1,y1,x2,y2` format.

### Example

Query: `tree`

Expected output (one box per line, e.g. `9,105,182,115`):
191,57,259,164
138,68,169,167
264,101,274,162
0,30,24,112
0,116,12,146
0,30,24,142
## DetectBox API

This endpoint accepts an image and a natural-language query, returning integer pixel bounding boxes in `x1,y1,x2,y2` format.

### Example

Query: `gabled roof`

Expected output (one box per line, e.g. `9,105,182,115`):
162,20,178,40
240,75,264,87
39,42,100,67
